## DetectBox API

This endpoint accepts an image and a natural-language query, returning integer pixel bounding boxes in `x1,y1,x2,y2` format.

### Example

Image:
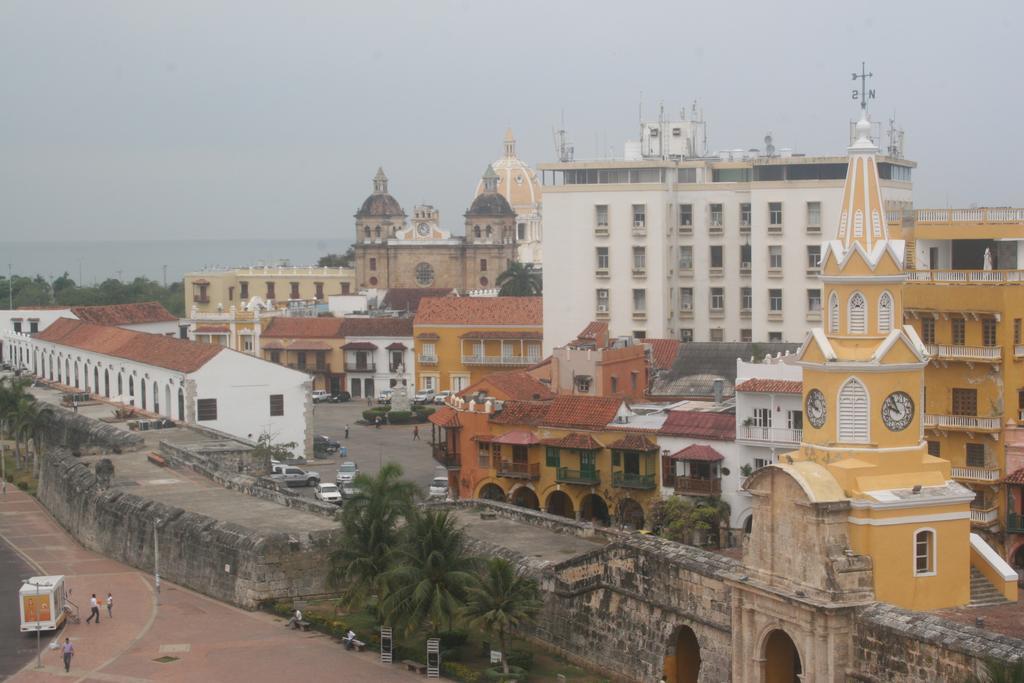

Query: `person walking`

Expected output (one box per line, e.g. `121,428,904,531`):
374,416,381,429
62,638,74,672
86,594,100,624
106,592,113,618
413,425,420,440
344,425,349,439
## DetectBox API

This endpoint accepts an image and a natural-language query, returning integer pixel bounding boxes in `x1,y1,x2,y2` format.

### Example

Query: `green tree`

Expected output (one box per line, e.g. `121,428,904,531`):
651,496,731,547
0,376,31,440
327,462,419,608
463,558,542,676
495,262,542,296
318,246,355,268
379,509,480,636
15,400,52,475
962,658,1024,683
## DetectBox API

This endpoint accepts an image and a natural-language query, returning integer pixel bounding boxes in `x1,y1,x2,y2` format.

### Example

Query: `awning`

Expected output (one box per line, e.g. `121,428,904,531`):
541,433,603,450
386,342,408,350
342,341,379,350
668,444,724,462
607,433,659,452
194,325,229,334
288,341,332,351
261,340,287,350
492,430,540,446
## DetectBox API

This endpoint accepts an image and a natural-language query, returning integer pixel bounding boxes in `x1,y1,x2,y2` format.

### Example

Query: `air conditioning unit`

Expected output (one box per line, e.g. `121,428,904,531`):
633,221,645,228
681,305,693,312
741,262,752,269
597,304,608,313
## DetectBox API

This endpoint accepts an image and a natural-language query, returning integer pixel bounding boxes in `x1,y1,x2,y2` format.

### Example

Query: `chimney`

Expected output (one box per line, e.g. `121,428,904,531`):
712,379,724,405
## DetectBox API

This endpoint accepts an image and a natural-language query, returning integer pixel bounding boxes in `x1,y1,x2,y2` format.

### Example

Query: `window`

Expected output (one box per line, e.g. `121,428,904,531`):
877,291,893,333
807,289,822,313
679,246,693,270
829,292,840,333
596,205,609,227
847,292,866,333
1015,319,1022,345
270,350,281,364
369,257,377,271
788,410,803,431
710,328,724,342
769,202,783,226
921,318,935,344
982,318,997,347
680,329,693,342
769,289,783,312
12,321,21,333
678,168,697,183
478,443,491,469
952,388,977,416
679,204,693,226
269,394,284,417
421,375,436,391
480,259,488,272
952,318,965,345
710,287,724,311
710,203,723,226
415,262,435,286
740,203,751,227
421,342,436,360
740,244,752,269
768,245,783,269
341,282,351,294
838,377,869,442
29,320,39,334
754,457,771,470
596,247,609,269
740,328,752,342
266,282,276,299
610,376,618,393
807,201,822,229
710,245,723,269
197,398,218,421
680,288,694,311
741,287,753,311
243,337,254,352
574,375,592,392
632,289,646,312
807,245,821,270
632,204,646,227
296,352,307,369
927,440,940,457
633,246,646,270
753,408,771,427
914,529,935,575
768,332,783,342
633,330,646,340
596,289,609,311
546,447,560,468
240,281,249,299
314,282,324,300
290,282,300,299
965,443,986,468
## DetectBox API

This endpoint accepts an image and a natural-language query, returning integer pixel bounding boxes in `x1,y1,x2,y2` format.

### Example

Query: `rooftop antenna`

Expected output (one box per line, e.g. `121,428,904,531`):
886,115,905,159
764,133,776,157
552,110,574,162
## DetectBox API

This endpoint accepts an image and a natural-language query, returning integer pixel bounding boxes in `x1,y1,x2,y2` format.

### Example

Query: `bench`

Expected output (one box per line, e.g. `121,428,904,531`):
348,639,367,652
479,511,497,520
402,659,427,674
147,453,167,467
297,620,311,632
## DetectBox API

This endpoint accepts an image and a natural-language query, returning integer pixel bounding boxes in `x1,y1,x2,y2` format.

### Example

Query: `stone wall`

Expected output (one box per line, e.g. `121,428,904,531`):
38,405,144,454
38,448,340,608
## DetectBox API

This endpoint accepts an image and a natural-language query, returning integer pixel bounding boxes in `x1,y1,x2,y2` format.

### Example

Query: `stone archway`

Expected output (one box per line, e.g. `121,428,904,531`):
618,497,645,530
663,625,701,683
510,486,539,510
763,629,802,683
478,482,506,502
177,387,185,421
104,369,110,398
545,490,575,519
579,493,610,525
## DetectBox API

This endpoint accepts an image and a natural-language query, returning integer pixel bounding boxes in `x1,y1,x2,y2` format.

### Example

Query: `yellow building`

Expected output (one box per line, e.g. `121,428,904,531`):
185,265,356,316
750,112,1018,611
412,296,543,393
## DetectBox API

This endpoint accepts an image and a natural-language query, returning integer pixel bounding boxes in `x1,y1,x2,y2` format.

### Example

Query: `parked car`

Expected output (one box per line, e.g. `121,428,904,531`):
413,389,435,405
328,391,351,403
271,464,320,487
314,434,340,454
314,482,343,505
428,476,449,499
339,481,357,499
377,389,393,405
432,390,454,405
312,390,330,403
336,461,360,485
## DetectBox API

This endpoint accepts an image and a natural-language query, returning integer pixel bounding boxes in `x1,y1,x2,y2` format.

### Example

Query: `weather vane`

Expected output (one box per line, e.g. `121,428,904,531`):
851,61,875,111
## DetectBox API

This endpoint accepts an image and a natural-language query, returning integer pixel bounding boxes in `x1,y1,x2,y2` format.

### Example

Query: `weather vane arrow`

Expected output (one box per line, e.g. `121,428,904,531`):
852,61,875,110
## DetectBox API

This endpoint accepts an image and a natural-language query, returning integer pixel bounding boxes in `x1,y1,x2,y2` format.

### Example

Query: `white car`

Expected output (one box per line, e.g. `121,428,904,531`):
413,389,435,404
432,390,454,404
312,390,330,403
314,483,343,505
336,461,360,485
428,476,449,499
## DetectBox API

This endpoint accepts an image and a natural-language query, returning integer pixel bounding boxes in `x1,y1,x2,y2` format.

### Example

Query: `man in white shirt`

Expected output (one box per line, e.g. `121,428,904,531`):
86,594,100,624
285,609,302,629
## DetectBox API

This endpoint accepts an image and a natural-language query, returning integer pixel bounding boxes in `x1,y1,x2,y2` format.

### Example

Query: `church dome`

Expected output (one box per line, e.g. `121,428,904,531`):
474,129,542,211
356,167,405,219
467,165,516,217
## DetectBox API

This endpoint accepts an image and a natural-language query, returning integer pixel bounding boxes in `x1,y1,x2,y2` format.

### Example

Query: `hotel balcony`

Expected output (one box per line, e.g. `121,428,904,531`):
612,472,657,490
737,425,802,447
555,467,601,486
923,414,1001,432
344,362,376,373
907,270,1024,284
925,344,1002,363
1008,513,1024,534
461,355,540,367
497,461,540,480
951,465,1001,483
970,506,999,526
674,476,722,496
432,445,460,470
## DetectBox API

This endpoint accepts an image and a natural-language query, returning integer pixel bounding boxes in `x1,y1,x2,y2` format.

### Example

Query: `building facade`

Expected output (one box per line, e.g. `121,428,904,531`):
185,266,355,317
539,133,914,353
474,129,543,264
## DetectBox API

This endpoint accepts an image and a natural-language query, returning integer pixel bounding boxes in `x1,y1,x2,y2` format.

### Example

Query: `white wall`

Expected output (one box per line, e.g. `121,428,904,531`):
657,433,748,529
342,336,415,397
119,321,180,336
0,309,74,336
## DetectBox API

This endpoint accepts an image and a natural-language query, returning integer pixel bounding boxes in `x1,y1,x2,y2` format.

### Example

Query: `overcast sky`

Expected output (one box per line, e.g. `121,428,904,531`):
2,0,1022,243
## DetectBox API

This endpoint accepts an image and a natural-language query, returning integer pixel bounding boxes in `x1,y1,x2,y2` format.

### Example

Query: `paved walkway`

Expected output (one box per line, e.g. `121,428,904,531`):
0,488,418,682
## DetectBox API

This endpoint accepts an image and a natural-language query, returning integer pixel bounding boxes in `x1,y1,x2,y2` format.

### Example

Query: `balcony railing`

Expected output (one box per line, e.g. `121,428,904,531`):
432,445,460,470
612,471,657,490
1015,345,1024,359
924,414,1001,431
951,465,1001,482
1008,513,1024,534
738,425,803,445
926,344,1002,362
674,476,722,496
418,355,438,365
555,467,600,486
497,461,540,480
902,207,1024,224
907,270,1024,284
461,355,540,367
970,507,999,525
345,362,376,372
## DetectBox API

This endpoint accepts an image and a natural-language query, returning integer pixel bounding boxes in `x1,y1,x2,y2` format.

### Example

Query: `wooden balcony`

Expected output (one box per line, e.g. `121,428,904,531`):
497,461,539,480
674,476,722,496
925,344,1002,363
1007,513,1024,534
345,362,376,373
951,465,1001,482
432,445,460,470
924,414,1001,432
461,355,540,367
970,507,998,526
612,472,657,490
555,467,600,486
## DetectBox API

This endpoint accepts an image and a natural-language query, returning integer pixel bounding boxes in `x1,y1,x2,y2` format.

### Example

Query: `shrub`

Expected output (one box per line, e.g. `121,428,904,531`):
483,665,527,681
362,409,388,422
413,406,436,421
17,481,29,491
507,650,533,671
386,410,413,424
439,630,469,649
442,662,481,682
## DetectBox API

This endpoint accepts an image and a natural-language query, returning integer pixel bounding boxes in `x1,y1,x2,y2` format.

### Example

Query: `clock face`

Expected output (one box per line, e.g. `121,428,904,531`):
806,389,827,429
881,391,914,432
417,222,431,237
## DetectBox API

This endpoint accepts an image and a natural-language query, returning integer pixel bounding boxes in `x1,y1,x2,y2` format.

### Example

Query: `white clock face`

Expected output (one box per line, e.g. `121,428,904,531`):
806,389,827,429
881,391,914,432
417,222,430,236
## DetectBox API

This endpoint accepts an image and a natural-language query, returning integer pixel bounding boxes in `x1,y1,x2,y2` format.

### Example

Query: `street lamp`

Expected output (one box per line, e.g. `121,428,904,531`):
153,519,162,606
25,578,45,669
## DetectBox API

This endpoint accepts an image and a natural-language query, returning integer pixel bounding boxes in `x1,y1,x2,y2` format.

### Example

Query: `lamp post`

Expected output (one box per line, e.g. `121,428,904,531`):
25,578,45,669
154,519,161,606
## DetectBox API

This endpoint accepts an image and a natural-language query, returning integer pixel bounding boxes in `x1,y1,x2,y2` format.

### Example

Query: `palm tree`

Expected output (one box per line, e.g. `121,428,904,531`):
327,462,419,607
463,558,542,676
21,402,53,476
0,376,30,440
11,396,39,469
496,262,542,296
378,509,480,636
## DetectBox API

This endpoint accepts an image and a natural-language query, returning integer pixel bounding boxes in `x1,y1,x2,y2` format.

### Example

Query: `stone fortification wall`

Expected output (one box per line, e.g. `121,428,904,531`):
851,603,1024,682
38,406,144,454
38,449,339,608
431,498,612,540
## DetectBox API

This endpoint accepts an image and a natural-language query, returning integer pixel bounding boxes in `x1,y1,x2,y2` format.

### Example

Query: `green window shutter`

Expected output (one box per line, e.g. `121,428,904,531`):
612,451,621,467
546,447,560,468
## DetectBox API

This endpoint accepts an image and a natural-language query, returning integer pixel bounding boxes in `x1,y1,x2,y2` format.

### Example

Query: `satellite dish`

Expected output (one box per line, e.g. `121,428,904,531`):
764,133,775,157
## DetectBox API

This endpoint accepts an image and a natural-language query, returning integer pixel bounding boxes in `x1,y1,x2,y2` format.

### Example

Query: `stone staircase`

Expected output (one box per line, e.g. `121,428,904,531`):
970,567,1010,607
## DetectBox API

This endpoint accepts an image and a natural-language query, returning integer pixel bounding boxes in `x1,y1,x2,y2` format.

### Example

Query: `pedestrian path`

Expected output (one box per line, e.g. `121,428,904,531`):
0,488,418,682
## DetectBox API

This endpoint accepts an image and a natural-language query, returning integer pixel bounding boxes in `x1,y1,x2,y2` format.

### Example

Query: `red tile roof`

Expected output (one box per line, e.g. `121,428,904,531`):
606,433,659,452
341,341,378,350
262,317,345,339
735,378,803,394
381,288,455,312
340,317,414,337
414,297,542,326
428,406,460,428
541,433,603,450
541,396,622,431
646,338,683,371
386,342,407,350
461,371,554,402
668,444,724,462
1006,468,1024,485
576,321,608,341
492,430,541,445
36,318,222,373
489,400,551,426
659,411,735,441
71,302,177,325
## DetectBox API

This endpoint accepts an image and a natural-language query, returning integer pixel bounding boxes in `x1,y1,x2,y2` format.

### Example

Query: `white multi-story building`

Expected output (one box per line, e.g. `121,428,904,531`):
539,122,914,352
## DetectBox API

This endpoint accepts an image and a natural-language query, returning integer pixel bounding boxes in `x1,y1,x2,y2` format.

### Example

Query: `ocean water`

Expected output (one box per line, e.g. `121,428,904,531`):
3,238,353,285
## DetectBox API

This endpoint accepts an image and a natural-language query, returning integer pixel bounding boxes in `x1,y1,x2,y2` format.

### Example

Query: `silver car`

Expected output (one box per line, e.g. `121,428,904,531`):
336,461,359,485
